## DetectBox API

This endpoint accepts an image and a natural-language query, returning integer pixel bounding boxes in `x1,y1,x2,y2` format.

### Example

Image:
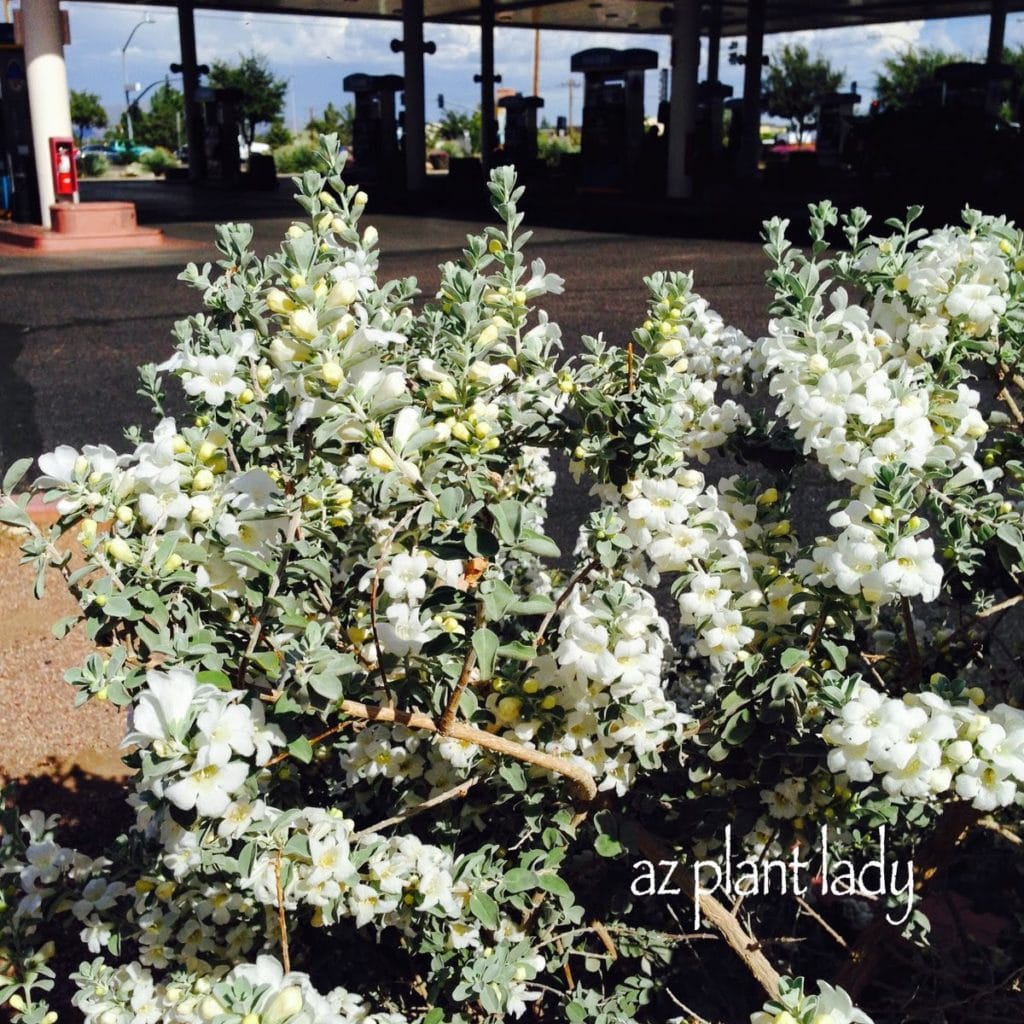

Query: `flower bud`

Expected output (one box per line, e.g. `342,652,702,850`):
199,995,225,1021
79,517,98,543
192,468,215,492
256,363,274,387
496,697,522,723
197,440,218,463
487,238,503,255
116,504,135,525
265,985,305,1024
367,447,394,472
355,190,368,206
451,422,471,444
163,553,184,573
321,360,344,388
328,278,358,307
289,308,320,341
362,225,378,247
756,488,779,507
238,388,255,405
104,537,136,565
266,287,296,314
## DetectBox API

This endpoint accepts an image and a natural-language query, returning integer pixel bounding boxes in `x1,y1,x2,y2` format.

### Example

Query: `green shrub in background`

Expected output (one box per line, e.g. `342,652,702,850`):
139,147,179,176
273,142,321,174
77,152,109,178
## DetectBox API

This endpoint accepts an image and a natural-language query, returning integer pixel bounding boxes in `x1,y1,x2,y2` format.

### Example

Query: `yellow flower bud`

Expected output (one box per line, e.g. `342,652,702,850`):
289,272,306,290
906,515,922,531
104,537,136,565
967,686,985,706
237,388,255,405
318,211,334,233
478,324,499,347
756,488,779,507
191,468,215,492
496,696,522,723
287,223,306,238
197,440,218,463
171,435,189,455
328,278,358,307
355,190,368,206
768,519,791,537
540,695,557,710
481,437,500,452
256,363,274,387
451,422,472,443
868,506,889,525
163,553,184,573
487,238,503,255
289,308,320,341
199,995,225,1021
367,447,394,472
522,678,539,694
321,360,344,388
266,287,296,314
79,517,98,543
265,985,305,1024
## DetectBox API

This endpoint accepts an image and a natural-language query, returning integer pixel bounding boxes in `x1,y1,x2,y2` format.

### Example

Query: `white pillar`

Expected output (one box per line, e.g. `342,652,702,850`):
23,0,74,227
666,0,699,198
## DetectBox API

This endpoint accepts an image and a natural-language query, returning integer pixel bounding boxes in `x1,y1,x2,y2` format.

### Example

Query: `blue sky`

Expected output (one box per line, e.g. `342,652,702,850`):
58,2,1024,132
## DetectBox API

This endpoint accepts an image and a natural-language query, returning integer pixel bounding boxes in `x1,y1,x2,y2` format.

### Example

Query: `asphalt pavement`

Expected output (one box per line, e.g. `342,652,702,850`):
0,177,772,461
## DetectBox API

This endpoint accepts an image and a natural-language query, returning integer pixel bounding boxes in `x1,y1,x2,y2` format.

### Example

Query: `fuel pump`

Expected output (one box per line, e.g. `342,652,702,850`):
570,47,657,191
498,93,543,169
195,85,242,186
0,34,40,223
343,73,404,182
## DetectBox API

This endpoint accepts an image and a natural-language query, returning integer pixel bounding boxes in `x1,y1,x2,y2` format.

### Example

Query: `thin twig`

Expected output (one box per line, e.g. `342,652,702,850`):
795,894,848,949
632,823,781,999
534,558,600,652
339,699,597,802
265,720,356,767
664,988,712,1024
900,596,922,684
353,777,481,839
590,919,618,960
626,342,635,394
368,507,417,702
439,602,486,734
273,850,291,974
975,593,1024,620
978,816,1022,846
554,937,575,991
236,506,302,687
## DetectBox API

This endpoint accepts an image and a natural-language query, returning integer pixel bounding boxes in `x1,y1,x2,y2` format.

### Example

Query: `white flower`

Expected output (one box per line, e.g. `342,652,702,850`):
182,354,246,406
164,754,250,818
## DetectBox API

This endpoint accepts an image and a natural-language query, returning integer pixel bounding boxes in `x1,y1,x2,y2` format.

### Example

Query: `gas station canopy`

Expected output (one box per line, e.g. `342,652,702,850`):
92,0,1024,36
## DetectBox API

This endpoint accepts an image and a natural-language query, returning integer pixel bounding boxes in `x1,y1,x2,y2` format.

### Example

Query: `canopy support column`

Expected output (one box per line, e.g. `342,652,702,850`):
401,0,427,193
706,0,723,156
177,1,206,182
479,0,497,169
22,0,73,227
666,0,699,198
987,0,1007,64
737,0,764,180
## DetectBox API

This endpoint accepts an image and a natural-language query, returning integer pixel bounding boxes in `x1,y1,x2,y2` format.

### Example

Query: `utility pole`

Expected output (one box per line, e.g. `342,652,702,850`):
561,77,579,133
532,29,540,96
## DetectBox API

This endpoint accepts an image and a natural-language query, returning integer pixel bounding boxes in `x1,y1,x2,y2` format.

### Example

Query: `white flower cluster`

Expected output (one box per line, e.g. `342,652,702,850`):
124,667,285,819
796,501,943,605
823,683,1024,810
643,272,761,395
616,472,795,671
515,581,692,795
762,287,990,492
71,953,408,1024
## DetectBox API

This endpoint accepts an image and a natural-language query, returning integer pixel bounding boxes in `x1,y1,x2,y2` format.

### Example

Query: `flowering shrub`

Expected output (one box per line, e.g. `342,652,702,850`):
1,137,1022,1022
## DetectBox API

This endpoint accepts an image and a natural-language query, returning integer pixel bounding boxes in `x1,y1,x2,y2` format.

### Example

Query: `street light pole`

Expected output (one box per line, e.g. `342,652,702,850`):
121,13,155,144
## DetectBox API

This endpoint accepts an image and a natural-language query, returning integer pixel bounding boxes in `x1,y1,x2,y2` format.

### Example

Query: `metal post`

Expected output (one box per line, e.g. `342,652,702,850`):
177,1,206,182
402,0,427,192
479,0,497,169
738,0,764,180
706,0,723,156
666,0,699,198
22,0,74,226
987,0,1007,64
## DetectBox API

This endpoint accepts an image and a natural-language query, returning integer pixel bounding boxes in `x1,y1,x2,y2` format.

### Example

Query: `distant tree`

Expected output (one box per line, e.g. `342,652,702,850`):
208,52,288,147
305,102,354,146
261,119,293,149
1002,45,1024,119
874,47,959,110
70,90,107,143
763,43,844,142
437,109,472,141
134,83,185,151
